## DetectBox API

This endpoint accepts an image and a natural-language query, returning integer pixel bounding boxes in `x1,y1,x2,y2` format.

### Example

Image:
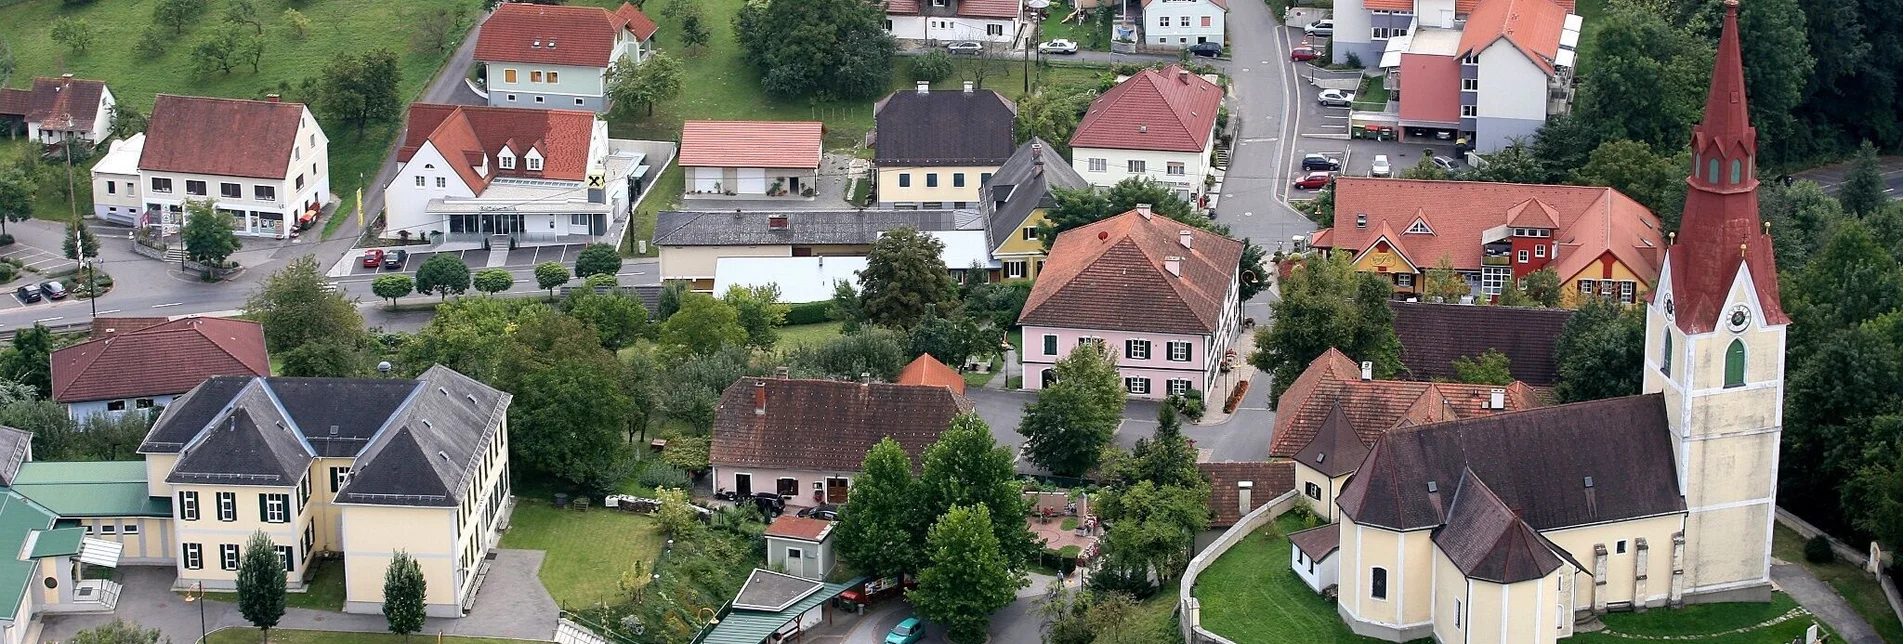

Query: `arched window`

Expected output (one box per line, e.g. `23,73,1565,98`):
1730,159,1743,184
1707,158,1721,183
1725,339,1746,388
1661,331,1672,376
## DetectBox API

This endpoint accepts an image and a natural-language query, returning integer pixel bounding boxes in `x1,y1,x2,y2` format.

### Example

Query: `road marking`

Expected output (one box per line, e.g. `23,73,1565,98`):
151,302,182,308
97,309,120,315
1244,212,1254,217
33,317,61,323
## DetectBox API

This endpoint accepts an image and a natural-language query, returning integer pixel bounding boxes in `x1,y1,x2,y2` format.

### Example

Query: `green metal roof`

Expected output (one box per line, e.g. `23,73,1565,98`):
11,461,147,484
694,576,866,644
0,492,60,621
5,461,170,517
25,527,83,558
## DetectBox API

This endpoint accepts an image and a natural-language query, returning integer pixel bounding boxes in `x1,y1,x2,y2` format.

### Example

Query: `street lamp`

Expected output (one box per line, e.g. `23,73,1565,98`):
1025,0,1050,94
182,581,207,644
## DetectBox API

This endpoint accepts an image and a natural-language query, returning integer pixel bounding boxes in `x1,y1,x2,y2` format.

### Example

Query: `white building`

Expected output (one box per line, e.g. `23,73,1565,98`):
1140,0,1228,48
474,2,658,112
1068,66,1222,203
764,517,836,581
90,135,145,226
1289,523,1341,593
0,75,114,144
128,95,329,238
885,0,1023,44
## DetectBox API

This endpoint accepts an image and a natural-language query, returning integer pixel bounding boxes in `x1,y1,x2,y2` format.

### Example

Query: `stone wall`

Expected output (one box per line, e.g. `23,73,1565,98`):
1178,489,1300,644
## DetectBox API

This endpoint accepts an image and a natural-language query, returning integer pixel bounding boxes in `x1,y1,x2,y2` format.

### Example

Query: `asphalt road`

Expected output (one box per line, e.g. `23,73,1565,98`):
1792,155,1903,198
1210,0,1319,256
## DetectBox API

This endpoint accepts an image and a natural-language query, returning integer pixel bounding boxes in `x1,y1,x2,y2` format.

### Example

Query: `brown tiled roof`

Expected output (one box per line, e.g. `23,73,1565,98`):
22,77,109,132
1292,402,1369,478
765,516,834,541
89,317,171,337
475,2,646,68
958,0,1023,18
1070,65,1222,153
1200,461,1293,527
139,95,307,180
896,354,966,395
885,0,921,15
1390,301,1573,386
1458,0,1571,75
1019,209,1242,335
711,377,973,472
1288,523,1340,560
678,120,823,169
1269,350,1540,458
398,104,596,192
52,317,269,403
1432,469,1570,583
0,89,29,118
1335,394,1684,532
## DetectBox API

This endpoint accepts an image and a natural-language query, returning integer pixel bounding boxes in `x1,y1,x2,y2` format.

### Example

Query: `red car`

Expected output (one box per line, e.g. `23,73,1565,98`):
1293,171,1334,190
361,249,385,267
1289,47,1320,62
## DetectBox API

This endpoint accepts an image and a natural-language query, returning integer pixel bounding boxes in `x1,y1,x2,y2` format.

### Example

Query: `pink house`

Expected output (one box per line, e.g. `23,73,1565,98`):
1017,206,1244,400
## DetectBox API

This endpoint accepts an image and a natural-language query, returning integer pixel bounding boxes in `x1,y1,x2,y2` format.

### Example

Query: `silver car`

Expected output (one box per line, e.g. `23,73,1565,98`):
1371,155,1392,177
1304,20,1334,37
946,41,984,55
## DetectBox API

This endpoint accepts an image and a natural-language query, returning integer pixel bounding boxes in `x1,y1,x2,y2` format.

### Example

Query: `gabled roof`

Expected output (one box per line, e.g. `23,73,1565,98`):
0,492,59,620
1322,178,1664,285
1457,0,1571,75
475,2,651,68
167,389,314,487
1019,209,1243,335
896,354,966,395
0,89,29,118
654,209,975,247
140,95,309,180
874,88,1018,166
1335,394,1685,532
1289,523,1341,560
9,461,171,517
710,377,973,472
52,317,269,404
1390,301,1573,386
20,76,109,132
1432,469,1570,583
334,366,511,507
1269,349,1540,458
958,0,1023,18
982,138,1088,252
1200,461,1294,527
678,120,823,169
399,104,597,193
1292,402,1370,478
1070,66,1222,154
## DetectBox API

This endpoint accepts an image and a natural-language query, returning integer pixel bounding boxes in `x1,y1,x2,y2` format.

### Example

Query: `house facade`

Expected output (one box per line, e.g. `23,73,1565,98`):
875,82,1017,210
0,76,114,144
1069,66,1222,203
1139,0,1228,47
1311,177,1663,305
764,517,836,581
51,317,270,421
388,104,644,246
884,0,1023,44
128,95,330,238
90,135,146,226
654,209,980,291
981,138,1089,282
475,2,658,112
679,120,823,198
1018,207,1243,401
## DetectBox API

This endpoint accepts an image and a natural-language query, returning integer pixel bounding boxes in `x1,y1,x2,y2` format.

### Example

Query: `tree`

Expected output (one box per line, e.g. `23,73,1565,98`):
858,227,955,328
912,49,954,83
50,18,96,55
63,219,98,260
1422,254,1468,303
70,619,165,644
1569,4,1712,152
1252,253,1403,405
1552,298,1645,403
278,340,366,378
1463,140,1553,184
1013,87,1095,156
1099,403,1205,500
107,103,148,142
1760,180,1849,269
1094,480,1208,588
224,0,262,34
153,0,208,35
134,25,171,58
282,8,312,39
534,261,569,298
919,414,1038,566
732,0,895,99
608,52,684,119
827,279,865,331
678,13,711,49
653,487,702,537
314,49,402,137
908,309,985,368
1785,221,1903,350
1452,349,1514,385
181,200,241,267
472,268,513,295
410,4,465,53
1841,141,1889,218
563,292,648,349
236,530,286,642
191,26,246,75
834,438,922,579
911,505,1025,644
1397,155,1452,180
2,325,53,398
372,274,414,306
573,243,622,279
659,293,746,355
245,255,366,353
1522,268,1563,307
415,254,471,300
1571,139,1690,230
382,552,426,641
787,328,910,381
512,356,636,493
723,284,787,349
0,170,33,236
1018,343,1124,477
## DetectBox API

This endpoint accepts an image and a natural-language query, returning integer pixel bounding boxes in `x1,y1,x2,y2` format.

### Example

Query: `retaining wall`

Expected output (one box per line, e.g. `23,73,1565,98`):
1178,489,1300,644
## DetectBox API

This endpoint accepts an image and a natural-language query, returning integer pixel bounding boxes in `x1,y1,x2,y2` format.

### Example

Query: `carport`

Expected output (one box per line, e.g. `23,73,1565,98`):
693,571,866,644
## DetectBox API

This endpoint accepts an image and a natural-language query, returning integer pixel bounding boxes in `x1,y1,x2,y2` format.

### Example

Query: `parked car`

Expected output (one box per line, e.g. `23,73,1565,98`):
1302,153,1340,172
1318,89,1355,108
1187,42,1223,58
1038,39,1079,54
1289,47,1321,62
382,249,408,270
885,617,925,644
752,492,786,518
361,249,385,268
946,41,984,55
797,503,841,521
1293,171,1334,190
13,285,40,303
1432,155,1460,171
39,281,67,300
1304,20,1334,36
1371,154,1392,177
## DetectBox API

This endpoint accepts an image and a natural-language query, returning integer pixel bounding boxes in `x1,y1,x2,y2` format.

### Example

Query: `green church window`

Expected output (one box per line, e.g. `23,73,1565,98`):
1725,339,1746,388
1708,158,1721,183
1731,159,1743,184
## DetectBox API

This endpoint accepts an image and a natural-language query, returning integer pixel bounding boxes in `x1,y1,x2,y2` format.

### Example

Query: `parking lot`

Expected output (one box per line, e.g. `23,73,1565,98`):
341,243,589,277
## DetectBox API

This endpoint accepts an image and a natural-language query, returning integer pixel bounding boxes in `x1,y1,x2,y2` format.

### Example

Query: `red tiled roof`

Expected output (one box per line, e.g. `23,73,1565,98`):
90,317,170,336
1365,0,1412,9
959,0,1023,19
885,0,921,15
0,89,28,117
52,317,269,403
1200,461,1294,527
711,377,973,472
1321,178,1664,287
765,516,834,541
614,2,660,41
679,120,823,169
1141,0,1228,11
21,77,109,133
1458,0,1570,75
896,354,966,395
476,2,648,68
1070,66,1222,153
398,104,597,193
1268,349,1540,458
140,95,307,180
1019,209,1243,335
1398,53,1461,124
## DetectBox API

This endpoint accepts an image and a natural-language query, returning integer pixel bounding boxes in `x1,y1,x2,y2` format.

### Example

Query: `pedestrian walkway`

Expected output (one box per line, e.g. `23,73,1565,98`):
1772,562,1885,644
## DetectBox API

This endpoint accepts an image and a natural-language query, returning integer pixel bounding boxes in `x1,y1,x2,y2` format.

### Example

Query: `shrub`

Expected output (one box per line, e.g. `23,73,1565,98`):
912,49,954,83
1805,534,1834,564
637,460,692,490
784,300,832,325
1223,380,1249,414
660,435,710,472
0,234,14,246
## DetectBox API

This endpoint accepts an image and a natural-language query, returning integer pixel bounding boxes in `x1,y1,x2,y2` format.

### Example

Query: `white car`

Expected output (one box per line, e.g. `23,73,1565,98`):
1038,39,1079,54
1304,20,1334,37
1318,89,1355,108
1432,155,1460,171
946,41,984,55
1371,154,1392,177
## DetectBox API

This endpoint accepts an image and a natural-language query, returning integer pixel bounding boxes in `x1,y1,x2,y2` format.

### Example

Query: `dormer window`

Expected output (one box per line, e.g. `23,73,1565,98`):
526,151,544,171
1404,219,1433,235
499,149,516,170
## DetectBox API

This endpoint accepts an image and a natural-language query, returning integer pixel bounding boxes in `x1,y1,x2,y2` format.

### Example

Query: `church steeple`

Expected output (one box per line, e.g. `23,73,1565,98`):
1667,0,1787,333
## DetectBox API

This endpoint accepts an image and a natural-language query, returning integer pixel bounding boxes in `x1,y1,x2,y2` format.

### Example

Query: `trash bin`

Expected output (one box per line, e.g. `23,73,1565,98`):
554,493,569,508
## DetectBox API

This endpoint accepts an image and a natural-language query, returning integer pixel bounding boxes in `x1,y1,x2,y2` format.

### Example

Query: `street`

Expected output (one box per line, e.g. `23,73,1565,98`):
1209,0,1319,255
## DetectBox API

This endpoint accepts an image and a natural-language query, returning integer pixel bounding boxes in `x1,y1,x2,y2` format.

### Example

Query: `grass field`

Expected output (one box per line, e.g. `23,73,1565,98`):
776,321,845,349
498,498,663,610
1571,593,1832,644
1039,0,1113,51
197,559,346,612
626,162,682,258
1771,524,1903,642
206,629,531,644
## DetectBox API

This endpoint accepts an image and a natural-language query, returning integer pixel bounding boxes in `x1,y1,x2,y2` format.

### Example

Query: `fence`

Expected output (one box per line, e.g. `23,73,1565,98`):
1775,506,1903,633
1178,489,1300,644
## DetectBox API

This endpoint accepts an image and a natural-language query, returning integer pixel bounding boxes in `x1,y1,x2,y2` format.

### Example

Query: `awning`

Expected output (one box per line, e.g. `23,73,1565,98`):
1380,36,1411,69
78,538,122,568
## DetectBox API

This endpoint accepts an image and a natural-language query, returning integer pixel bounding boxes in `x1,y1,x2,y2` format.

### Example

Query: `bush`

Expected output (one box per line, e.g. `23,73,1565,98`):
637,460,692,490
785,300,832,325
0,234,14,247
1223,380,1249,414
1805,534,1835,564
912,49,954,83
660,435,710,472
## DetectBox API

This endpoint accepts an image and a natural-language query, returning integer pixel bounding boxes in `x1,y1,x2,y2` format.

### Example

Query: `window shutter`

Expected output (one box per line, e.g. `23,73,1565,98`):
259,494,269,523
1724,339,1746,387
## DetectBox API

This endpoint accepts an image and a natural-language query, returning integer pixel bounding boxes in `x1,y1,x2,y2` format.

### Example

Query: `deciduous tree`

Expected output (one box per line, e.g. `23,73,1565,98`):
920,414,1037,567
608,53,684,118
282,8,312,39
1571,139,1690,230
278,340,366,378
224,0,263,34
732,0,895,99
912,49,954,83
1422,254,1468,303
372,274,414,306
1569,5,1711,152
1018,343,1123,477
834,438,922,579
153,0,208,35
382,551,425,642
511,357,635,493
70,619,164,644
1840,141,1889,218
911,505,1025,644
246,255,365,353
723,284,787,349
50,18,95,55
472,268,513,295
414,254,471,300
236,531,285,642
573,243,622,278
858,227,954,328
786,328,909,381
659,293,746,355
563,292,648,349
1552,298,1645,403
534,261,569,298
2,325,52,398
182,200,241,267
1452,349,1514,385
314,49,402,137
1252,252,1402,405
0,170,33,236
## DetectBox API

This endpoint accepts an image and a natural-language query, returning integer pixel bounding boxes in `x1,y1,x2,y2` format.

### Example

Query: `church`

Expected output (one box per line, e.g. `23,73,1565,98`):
1281,1,1788,640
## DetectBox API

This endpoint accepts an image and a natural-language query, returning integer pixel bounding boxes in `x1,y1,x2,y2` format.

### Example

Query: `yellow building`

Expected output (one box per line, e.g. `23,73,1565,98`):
873,82,1017,210
979,138,1090,282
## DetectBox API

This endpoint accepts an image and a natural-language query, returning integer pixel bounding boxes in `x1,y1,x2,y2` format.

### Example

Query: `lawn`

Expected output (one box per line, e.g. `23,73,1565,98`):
625,161,683,258
1571,593,1831,644
197,559,346,611
776,321,845,349
1355,75,1389,111
1193,514,1383,643
1771,524,1903,642
206,629,531,644
1572,0,1608,76
497,498,664,610
1039,0,1113,51
0,0,479,236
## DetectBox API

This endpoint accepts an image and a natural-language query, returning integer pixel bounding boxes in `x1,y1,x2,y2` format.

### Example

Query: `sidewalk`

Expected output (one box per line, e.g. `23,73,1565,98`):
1772,562,1886,644
1195,323,1261,426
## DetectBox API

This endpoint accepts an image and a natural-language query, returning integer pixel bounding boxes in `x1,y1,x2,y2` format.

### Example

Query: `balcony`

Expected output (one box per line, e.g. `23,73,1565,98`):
1482,255,1512,266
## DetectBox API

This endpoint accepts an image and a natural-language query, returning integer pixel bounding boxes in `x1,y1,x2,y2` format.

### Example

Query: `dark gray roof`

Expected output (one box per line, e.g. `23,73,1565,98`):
336,366,510,507
168,382,313,486
0,427,32,486
139,376,251,453
630,284,664,313
732,569,823,611
654,209,979,247
1335,394,1684,532
1292,401,1369,478
1432,469,1572,584
143,376,418,456
874,88,1017,166
981,138,1089,252
1288,523,1340,561
1391,301,1574,386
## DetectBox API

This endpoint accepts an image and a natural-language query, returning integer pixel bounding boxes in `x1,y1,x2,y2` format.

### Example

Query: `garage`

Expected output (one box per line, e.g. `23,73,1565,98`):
691,167,720,193
737,168,768,194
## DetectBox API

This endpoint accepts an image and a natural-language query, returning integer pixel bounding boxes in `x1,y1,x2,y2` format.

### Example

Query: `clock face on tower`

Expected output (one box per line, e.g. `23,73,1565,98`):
1664,296,1674,320
1727,304,1752,332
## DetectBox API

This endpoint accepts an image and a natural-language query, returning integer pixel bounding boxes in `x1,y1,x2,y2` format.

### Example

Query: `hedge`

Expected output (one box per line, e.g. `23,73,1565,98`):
786,300,833,325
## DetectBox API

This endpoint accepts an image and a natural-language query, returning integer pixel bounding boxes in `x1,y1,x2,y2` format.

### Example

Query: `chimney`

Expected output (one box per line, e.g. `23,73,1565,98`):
1489,388,1506,410
963,80,974,94
1032,143,1044,164
916,81,930,95
1236,481,1253,517
775,366,790,379
753,381,767,416
1179,229,1193,249
1164,256,1183,277
1178,69,1190,84
266,94,281,103
1135,203,1153,218
1359,361,1373,381
768,213,789,230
